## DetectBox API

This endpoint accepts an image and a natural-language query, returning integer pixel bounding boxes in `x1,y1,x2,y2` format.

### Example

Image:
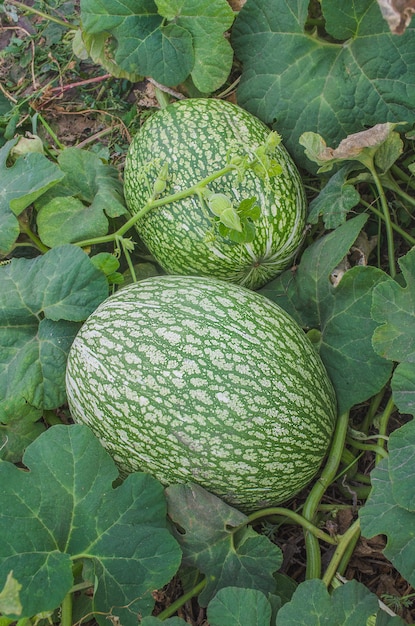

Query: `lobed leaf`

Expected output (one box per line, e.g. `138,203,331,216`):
80,0,234,92
207,587,272,626
166,483,282,606
36,148,127,247
372,247,415,415
360,419,415,588
0,424,182,624
232,0,415,171
275,578,402,625
259,215,393,413
307,166,361,229
0,245,108,418
0,139,64,254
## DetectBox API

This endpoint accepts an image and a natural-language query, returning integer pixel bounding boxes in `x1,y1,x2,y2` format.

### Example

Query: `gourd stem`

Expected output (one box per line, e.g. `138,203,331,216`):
60,591,73,626
345,437,388,458
360,198,415,247
74,164,237,249
302,411,350,579
368,164,397,278
322,519,361,587
245,507,338,545
155,577,207,620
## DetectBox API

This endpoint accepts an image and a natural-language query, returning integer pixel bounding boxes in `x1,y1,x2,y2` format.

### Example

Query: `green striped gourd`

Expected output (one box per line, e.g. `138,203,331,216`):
124,98,306,290
66,275,337,512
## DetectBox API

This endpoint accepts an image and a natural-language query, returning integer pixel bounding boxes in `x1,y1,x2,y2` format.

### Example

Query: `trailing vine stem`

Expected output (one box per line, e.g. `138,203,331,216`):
302,411,351,580
367,163,397,278
244,507,338,545
74,163,239,250
322,519,361,587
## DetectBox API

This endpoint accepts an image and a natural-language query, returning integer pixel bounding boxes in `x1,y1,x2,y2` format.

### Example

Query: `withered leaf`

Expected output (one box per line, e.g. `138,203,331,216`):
377,0,415,34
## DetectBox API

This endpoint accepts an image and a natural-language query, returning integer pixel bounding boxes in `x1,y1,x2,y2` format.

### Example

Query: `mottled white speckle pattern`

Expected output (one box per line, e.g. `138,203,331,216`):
66,275,337,512
124,99,307,289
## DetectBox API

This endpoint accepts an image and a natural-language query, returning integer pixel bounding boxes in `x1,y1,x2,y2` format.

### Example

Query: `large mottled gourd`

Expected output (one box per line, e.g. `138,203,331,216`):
66,275,337,512
124,99,307,290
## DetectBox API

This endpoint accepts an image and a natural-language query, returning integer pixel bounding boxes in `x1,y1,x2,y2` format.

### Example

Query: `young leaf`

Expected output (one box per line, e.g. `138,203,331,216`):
36,148,127,247
0,139,64,254
259,215,393,413
232,0,415,171
360,419,415,589
0,424,182,624
207,587,272,626
166,483,282,607
0,245,108,417
372,247,415,415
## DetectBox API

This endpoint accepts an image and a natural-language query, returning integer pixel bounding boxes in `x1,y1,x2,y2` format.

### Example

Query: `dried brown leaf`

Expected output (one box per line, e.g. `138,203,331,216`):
377,0,415,33
329,124,396,160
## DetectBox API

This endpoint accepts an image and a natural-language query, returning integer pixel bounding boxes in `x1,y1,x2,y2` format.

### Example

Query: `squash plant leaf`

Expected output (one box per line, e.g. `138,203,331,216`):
0,139,64,254
275,578,403,625
0,406,44,463
207,587,272,626
307,166,361,230
360,419,415,588
260,215,393,413
0,245,108,418
232,0,415,171
36,148,127,247
0,424,182,624
372,247,415,416
80,0,234,93
166,483,282,607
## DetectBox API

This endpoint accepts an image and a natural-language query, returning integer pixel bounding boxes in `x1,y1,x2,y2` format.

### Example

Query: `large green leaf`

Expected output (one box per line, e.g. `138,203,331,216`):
360,419,415,588
0,245,108,418
259,215,393,413
0,424,182,624
166,483,282,607
232,0,415,170
372,247,415,415
80,0,234,92
0,139,64,254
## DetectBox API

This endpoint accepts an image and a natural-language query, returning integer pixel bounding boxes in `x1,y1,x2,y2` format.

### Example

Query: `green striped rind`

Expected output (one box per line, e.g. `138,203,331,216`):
66,275,336,512
124,99,306,290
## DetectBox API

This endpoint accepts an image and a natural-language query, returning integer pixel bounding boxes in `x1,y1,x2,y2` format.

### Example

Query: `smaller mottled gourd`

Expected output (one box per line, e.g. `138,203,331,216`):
66,275,337,512
124,98,307,290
